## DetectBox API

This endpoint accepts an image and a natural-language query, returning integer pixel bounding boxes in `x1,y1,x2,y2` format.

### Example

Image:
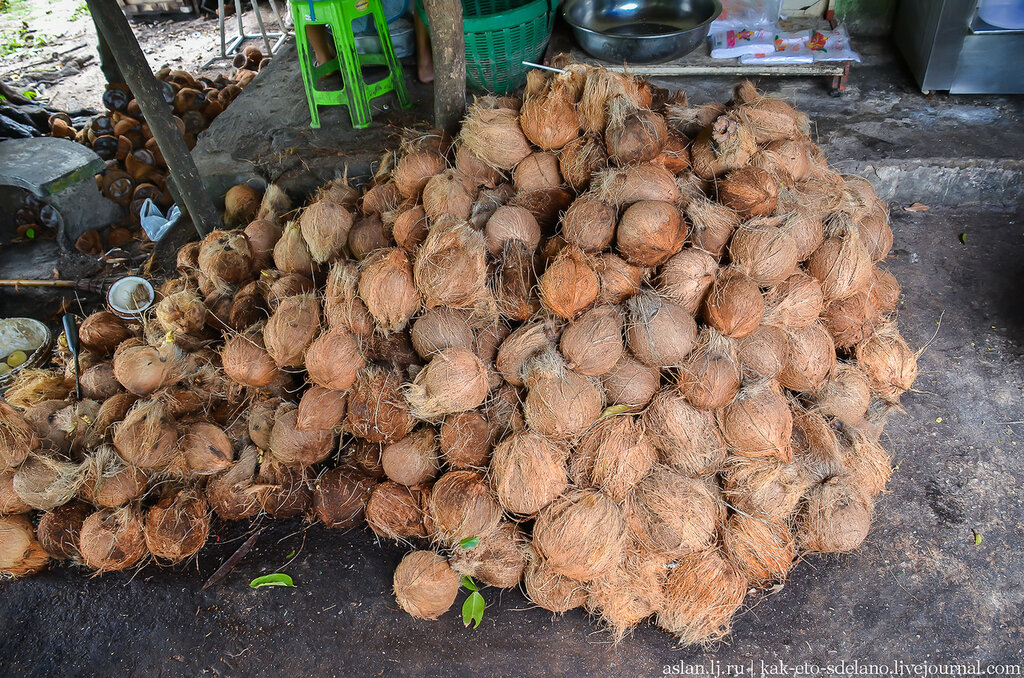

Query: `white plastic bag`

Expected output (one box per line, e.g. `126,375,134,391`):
139,198,182,242
709,28,775,59
808,25,862,62
739,29,815,64
711,0,783,30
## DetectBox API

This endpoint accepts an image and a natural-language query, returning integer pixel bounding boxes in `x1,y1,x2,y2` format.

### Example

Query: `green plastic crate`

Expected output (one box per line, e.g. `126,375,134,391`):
418,0,558,93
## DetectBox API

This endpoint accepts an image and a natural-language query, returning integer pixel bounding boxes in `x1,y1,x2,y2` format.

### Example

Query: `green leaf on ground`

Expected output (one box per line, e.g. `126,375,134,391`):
462,591,485,628
975,533,983,546
249,573,296,588
959,232,967,245
460,575,478,592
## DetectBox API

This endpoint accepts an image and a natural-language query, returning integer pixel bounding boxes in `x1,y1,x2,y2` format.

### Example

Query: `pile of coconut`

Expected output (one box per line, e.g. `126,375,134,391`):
0,63,918,645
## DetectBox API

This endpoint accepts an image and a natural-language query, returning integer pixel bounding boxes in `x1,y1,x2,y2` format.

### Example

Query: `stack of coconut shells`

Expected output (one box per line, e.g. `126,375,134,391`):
0,62,919,646
11,54,263,249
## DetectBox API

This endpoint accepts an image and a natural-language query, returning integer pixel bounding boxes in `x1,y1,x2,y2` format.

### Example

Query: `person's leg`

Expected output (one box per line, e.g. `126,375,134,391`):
414,12,433,83
306,24,337,65
94,18,124,84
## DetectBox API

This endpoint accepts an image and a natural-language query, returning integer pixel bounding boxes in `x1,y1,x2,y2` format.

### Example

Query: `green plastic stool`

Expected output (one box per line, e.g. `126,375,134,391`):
290,0,411,129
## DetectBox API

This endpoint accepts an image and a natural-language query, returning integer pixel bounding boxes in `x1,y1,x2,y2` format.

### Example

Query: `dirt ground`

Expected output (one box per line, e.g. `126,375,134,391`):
0,0,279,111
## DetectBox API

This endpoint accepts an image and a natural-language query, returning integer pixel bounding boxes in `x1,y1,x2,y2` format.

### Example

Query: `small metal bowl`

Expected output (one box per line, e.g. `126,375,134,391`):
0,317,53,388
563,0,721,64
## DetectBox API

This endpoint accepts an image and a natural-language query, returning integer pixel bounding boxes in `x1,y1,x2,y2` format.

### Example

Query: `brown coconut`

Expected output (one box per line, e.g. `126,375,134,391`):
179,422,234,474
778,321,837,393
365,480,429,540
520,85,580,151
521,350,603,440
78,507,148,572
112,342,181,396
595,253,645,305
428,469,502,545
264,293,320,368
854,323,918,402
560,305,624,377
657,249,717,315
361,180,402,216
617,200,687,267
245,218,283,271
224,184,261,226
763,272,825,329
79,311,132,355
347,213,389,260
80,363,122,401
305,325,364,390
422,170,476,221
113,399,177,471
642,389,725,475
79,445,147,508
845,434,893,499
413,219,489,310
393,205,430,253
268,403,334,467
493,239,540,321
605,96,668,166
381,428,439,487
722,513,795,585
455,144,504,189
586,548,669,639
313,465,375,529
1,468,31,515
797,477,873,553
296,386,347,431
440,411,492,469
513,152,562,193
811,362,872,426
703,270,765,339
531,488,625,582
625,290,698,368
685,196,740,258
561,195,616,253
538,245,600,320
731,82,809,144
205,445,260,520
571,415,656,502
806,231,873,302
717,382,793,462
393,550,460,620
299,200,354,264
221,330,279,387
867,266,900,313
782,209,825,261
144,487,209,563
677,328,741,409
405,348,489,421
36,500,90,559
0,515,49,576
823,290,880,349
600,353,660,408
459,103,533,171
488,430,568,516
592,163,680,207
524,556,587,613
450,521,530,589
324,261,375,339
656,549,747,646
717,167,779,218
155,288,207,335
198,229,253,287
358,248,421,332
628,467,720,556
728,217,800,286
558,133,608,192
736,323,790,381
656,131,691,175
254,459,314,518
690,115,757,180
484,205,541,256
345,366,415,444
857,201,893,262
394,151,446,199
753,137,813,185
227,281,266,330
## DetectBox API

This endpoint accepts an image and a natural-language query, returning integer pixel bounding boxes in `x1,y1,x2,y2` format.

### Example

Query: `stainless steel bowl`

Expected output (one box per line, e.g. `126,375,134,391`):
563,0,722,64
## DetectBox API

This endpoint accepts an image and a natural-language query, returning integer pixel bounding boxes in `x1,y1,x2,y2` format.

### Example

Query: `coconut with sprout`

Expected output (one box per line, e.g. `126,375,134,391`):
571,415,656,502
685,196,740,258
559,133,608,191
763,272,825,329
206,446,260,520
296,386,347,431
811,363,872,425
298,200,353,264
79,311,132,355
605,96,668,165
365,480,430,539
268,403,334,467
451,522,530,588
313,465,375,529
221,329,279,388
36,500,90,559
484,205,540,256
628,466,720,556
440,411,492,469
381,428,440,487
144,487,209,563
264,293,320,368
413,219,489,310
532,488,625,582
562,195,617,253
728,217,799,286
393,550,460,620
422,170,476,221
595,253,644,305
677,327,741,410
717,382,793,461
778,321,836,393
797,477,873,553
600,353,660,408
358,248,421,332
489,430,568,516
617,200,687,267
854,322,918,403
113,399,177,471
658,249,717,315
428,469,502,545
524,556,587,613
625,290,698,368
703,269,765,339
346,366,415,444
592,163,680,207
305,325,364,390
79,506,148,572
642,389,725,475
657,549,747,645
736,323,790,381
179,422,234,474
0,515,49,576
521,349,603,440
560,305,624,377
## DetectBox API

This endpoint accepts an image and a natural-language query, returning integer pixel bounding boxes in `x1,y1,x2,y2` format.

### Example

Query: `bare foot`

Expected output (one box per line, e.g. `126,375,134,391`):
414,13,434,83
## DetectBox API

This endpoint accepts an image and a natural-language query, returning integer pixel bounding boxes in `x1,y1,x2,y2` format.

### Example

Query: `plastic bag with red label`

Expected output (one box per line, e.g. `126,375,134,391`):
808,25,862,62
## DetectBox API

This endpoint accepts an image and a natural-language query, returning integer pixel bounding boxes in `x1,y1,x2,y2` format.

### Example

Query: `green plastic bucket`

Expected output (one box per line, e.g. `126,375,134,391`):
418,0,558,93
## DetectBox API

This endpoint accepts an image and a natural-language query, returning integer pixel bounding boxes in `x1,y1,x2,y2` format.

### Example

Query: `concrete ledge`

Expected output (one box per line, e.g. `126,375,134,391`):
834,158,1024,208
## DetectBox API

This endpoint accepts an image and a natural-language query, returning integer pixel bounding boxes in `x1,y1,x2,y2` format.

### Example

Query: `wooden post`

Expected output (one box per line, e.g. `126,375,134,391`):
84,0,219,237
423,0,466,134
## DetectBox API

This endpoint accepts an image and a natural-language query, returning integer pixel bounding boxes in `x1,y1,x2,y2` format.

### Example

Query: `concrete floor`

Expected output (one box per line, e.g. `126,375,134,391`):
1,33,1023,677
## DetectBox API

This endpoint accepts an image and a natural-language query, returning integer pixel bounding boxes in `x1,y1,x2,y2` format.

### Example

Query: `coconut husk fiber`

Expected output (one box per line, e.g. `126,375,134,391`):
532,488,626,582
657,549,747,645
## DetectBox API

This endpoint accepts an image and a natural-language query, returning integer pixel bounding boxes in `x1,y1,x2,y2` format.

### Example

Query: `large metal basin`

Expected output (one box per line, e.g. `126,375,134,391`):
563,0,721,64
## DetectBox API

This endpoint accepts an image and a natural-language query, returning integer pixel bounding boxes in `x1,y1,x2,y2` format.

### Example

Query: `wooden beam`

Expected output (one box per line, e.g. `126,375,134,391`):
84,0,219,237
423,0,466,134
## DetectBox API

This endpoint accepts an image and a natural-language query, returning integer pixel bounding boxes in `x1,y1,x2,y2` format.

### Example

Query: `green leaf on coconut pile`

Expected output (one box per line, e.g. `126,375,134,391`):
249,573,296,588
462,591,485,629
459,537,480,549
600,404,632,419
460,575,478,592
